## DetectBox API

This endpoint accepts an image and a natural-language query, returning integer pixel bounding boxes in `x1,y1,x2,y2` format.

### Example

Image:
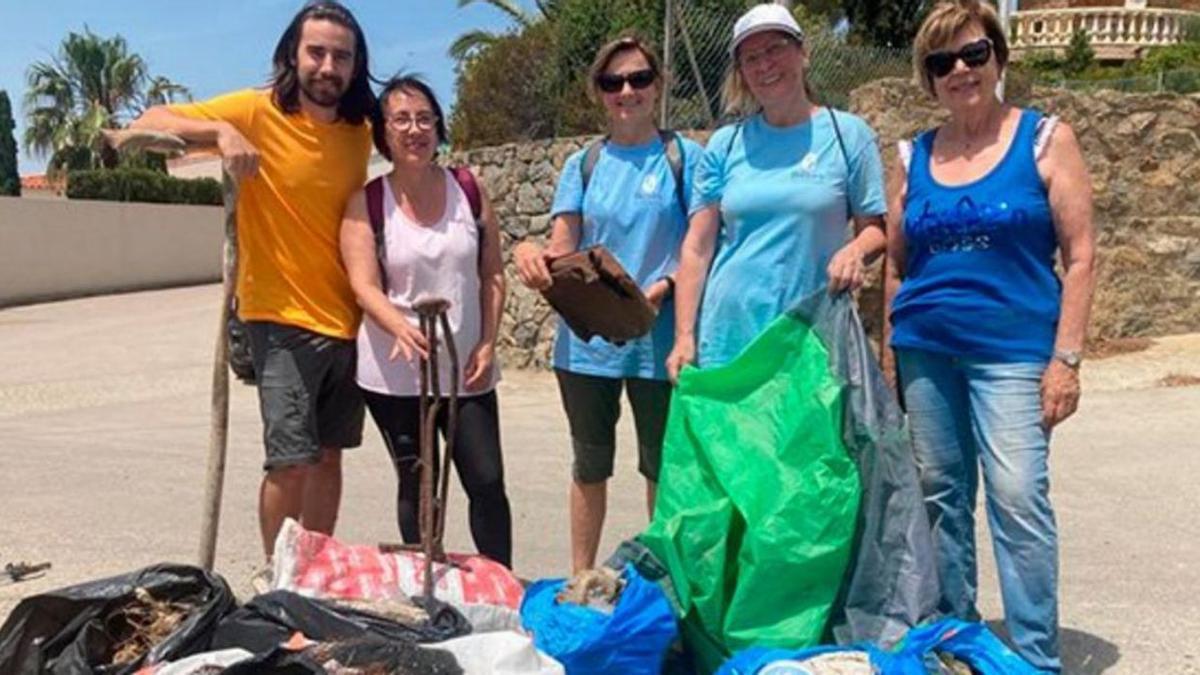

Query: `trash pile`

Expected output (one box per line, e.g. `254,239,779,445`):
0,295,1044,674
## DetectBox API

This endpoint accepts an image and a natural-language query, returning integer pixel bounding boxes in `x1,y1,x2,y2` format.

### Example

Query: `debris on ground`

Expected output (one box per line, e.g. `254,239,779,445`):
555,567,624,611
110,587,198,666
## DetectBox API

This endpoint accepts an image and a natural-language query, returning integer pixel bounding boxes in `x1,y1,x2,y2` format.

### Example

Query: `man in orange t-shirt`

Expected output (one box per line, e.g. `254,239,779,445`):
131,1,375,564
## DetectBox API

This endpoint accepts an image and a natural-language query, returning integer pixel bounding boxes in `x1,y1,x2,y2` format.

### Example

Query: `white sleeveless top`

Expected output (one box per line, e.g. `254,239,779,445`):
356,169,497,397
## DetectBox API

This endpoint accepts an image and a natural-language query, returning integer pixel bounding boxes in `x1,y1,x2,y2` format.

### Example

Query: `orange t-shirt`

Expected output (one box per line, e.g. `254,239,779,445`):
170,89,371,339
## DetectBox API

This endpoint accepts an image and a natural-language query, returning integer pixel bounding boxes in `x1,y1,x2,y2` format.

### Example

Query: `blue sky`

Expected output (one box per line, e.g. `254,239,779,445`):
0,0,536,176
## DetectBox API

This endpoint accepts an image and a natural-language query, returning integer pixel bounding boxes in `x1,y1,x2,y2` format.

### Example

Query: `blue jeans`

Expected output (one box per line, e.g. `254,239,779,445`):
896,348,1060,672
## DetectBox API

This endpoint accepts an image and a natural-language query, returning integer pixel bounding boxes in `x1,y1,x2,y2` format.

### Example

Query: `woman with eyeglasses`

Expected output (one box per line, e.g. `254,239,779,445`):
884,1,1097,670
667,3,887,380
511,34,703,573
339,75,512,567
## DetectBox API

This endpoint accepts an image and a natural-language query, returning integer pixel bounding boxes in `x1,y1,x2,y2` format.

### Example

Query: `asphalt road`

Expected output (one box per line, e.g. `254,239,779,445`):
1,285,1197,673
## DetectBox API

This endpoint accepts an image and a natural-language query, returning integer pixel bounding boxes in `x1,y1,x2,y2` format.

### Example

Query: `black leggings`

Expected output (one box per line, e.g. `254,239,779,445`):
363,389,513,568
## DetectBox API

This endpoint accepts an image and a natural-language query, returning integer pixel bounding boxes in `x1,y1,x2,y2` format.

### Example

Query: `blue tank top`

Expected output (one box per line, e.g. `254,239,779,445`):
890,109,1061,363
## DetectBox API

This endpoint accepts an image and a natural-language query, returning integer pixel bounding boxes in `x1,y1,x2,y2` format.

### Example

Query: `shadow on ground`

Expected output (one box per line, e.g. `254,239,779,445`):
988,620,1121,673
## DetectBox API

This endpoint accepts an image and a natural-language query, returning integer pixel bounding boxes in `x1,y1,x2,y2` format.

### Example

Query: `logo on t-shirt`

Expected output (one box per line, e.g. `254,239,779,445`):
798,152,818,174
641,174,659,195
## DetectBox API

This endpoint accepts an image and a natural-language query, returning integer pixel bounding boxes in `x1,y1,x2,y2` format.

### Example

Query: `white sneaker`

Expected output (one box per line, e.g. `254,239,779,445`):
250,563,274,595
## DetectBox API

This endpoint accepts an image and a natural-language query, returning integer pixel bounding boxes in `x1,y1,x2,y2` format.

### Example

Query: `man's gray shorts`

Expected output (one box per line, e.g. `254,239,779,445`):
247,321,364,471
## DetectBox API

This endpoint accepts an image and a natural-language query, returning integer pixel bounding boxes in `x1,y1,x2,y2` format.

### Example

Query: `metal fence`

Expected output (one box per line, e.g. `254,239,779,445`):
658,1,1198,130
659,1,912,130
1050,68,1200,94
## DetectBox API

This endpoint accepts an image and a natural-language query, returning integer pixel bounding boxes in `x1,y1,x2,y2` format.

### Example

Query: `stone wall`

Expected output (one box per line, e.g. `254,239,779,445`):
452,81,1199,368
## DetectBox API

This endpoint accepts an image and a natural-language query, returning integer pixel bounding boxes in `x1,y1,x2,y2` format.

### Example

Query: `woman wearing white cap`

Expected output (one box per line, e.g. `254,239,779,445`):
666,3,888,379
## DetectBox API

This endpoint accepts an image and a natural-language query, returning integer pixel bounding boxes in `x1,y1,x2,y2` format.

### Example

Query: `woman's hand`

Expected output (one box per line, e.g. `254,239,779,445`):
1040,360,1081,429
826,241,866,295
666,336,696,385
463,341,496,392
513,242,553,290
388,322,429,363
644,278,672,312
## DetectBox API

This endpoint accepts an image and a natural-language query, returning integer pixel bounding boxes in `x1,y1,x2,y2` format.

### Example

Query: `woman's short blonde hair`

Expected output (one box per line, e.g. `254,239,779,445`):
720,34,814,117
586,32,664,103
912,0,1010,97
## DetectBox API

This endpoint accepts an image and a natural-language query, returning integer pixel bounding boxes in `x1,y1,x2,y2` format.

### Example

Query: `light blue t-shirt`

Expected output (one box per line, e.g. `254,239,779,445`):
695,109,887,368
550,134,704,380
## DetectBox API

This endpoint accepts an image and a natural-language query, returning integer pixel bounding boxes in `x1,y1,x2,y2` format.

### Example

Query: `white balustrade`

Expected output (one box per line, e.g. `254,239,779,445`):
1010,7,1198,60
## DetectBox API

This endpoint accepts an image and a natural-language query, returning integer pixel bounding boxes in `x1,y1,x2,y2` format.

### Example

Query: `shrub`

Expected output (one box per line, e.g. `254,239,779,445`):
66,167,222,205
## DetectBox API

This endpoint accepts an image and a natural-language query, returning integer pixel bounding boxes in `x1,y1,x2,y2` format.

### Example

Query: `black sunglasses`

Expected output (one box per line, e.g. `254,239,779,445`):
596,68,656,94
924,39,993,79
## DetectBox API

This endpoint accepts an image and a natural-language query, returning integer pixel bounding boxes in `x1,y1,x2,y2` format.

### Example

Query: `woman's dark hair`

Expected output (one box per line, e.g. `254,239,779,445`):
270,1,375,125
372,74,449,161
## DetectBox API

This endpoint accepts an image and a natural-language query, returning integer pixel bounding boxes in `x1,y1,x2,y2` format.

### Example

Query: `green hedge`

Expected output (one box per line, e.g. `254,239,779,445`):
66,168,222,206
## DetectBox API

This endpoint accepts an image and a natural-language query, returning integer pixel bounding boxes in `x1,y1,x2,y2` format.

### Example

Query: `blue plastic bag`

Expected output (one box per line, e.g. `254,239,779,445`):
879,618,1042,674
719,619,1040,675
520,564,678,675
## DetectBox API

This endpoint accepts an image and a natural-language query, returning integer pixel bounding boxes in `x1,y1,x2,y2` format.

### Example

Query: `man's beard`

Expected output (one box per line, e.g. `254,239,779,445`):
300,73,348,107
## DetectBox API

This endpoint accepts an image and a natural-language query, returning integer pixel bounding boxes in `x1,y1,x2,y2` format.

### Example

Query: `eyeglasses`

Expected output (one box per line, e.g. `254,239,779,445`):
737,38,799,69
924,39,993,79
386,113,438,132
595,69,656,94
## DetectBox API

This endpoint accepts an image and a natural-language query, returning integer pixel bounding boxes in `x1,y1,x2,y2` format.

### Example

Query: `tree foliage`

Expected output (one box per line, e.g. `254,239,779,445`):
23,27,190,178
841,0,930,48
0,91,19,197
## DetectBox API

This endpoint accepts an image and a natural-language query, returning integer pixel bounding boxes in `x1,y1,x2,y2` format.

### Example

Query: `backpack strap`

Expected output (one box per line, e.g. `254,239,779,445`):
580,136,606,197
364,176,389,293
449,165,483,221
827,109,856,218
659,129,689,218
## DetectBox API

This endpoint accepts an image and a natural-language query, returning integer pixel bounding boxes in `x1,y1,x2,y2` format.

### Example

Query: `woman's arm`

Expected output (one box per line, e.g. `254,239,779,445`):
881,157,910,385
666,205,721,383
338,188,427,361
827,214,887,294
1038,121,1098,428
512,213,582,290
465,187,508,391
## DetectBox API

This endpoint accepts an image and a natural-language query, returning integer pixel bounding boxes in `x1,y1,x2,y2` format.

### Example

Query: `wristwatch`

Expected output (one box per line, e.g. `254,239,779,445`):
1053,349,1082,369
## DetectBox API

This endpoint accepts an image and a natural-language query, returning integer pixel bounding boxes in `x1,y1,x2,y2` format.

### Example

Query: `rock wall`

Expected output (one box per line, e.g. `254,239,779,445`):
452,81,1199,368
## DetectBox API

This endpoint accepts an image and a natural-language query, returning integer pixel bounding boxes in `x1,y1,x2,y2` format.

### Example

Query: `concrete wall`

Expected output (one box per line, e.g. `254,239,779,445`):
0,196,223,307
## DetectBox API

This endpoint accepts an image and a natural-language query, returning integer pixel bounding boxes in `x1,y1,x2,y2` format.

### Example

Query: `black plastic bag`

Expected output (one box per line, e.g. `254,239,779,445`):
210,591,470,655
222,635,463,674
0,563,235,675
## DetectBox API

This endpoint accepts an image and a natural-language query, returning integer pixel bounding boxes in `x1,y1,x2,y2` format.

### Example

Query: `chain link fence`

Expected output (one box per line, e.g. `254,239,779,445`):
1048,68,1200,94
660,1,912,130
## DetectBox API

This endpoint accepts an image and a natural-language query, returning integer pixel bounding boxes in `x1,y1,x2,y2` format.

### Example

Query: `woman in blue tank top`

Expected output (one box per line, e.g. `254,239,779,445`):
885,2,1097,671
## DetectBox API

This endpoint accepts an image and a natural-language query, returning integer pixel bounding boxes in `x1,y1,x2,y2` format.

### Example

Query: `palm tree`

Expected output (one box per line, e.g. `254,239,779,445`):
449,0,562,60
22,27,179,176
143,75,192,108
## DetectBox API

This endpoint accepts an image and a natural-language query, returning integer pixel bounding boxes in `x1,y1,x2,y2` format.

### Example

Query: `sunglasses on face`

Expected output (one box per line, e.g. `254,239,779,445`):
924,38,993,79
596,68,656,94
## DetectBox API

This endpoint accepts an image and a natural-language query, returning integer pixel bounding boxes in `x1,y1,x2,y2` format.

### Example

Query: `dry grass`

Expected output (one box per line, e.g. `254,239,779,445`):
1086,336,1156,360
1159,373,1200,388
108,587,194,666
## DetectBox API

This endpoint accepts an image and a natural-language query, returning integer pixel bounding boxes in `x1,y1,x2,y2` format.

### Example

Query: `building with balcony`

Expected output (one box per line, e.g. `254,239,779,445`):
1011,0,1200,62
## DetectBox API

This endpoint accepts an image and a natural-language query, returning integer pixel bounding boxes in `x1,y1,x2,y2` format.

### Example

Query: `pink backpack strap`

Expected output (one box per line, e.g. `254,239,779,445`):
449,166,483,221
364,176,388,291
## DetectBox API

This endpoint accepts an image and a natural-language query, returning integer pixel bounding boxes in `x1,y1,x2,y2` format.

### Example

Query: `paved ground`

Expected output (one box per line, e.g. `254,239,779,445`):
1,284,1197,674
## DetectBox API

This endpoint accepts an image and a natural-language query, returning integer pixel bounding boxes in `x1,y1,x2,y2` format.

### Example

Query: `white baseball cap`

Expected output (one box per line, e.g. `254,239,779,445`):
730,3,805,55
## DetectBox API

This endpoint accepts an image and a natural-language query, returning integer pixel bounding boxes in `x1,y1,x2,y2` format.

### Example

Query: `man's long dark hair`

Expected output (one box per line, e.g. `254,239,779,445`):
270,1,375,125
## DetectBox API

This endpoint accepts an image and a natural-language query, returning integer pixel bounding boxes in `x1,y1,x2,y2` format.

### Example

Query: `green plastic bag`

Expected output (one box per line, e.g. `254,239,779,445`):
641,311,862,673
